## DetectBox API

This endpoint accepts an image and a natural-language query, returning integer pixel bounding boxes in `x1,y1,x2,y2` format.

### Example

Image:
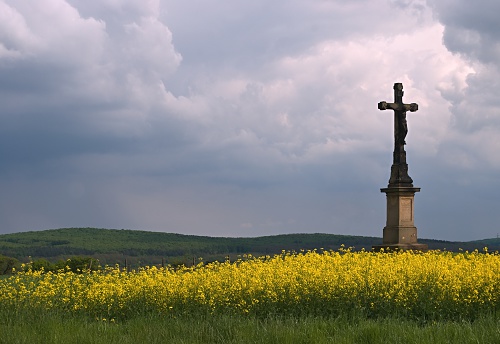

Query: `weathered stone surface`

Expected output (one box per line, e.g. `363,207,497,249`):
381,187,420,228
374,83,427,252
378,83,418,188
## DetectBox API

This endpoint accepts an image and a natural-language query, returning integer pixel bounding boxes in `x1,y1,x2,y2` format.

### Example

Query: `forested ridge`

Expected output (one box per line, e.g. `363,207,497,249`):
0,228,498,268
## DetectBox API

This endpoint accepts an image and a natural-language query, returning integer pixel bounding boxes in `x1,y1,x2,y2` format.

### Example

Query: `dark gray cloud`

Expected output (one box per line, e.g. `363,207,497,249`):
0,0,497,242
429,0,500,174
429,0,500,63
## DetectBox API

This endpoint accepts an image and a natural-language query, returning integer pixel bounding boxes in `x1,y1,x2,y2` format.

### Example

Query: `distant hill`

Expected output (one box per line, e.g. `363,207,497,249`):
0,228,497,268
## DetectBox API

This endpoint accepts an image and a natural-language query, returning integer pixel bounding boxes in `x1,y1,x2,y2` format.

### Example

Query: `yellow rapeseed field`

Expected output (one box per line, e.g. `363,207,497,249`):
1,249,499,321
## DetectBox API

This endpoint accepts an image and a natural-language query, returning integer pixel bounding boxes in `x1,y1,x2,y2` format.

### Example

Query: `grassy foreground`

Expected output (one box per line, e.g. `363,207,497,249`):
1,310,499,344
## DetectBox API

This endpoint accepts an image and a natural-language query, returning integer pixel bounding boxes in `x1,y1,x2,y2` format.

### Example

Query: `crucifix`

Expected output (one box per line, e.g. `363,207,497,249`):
373,82,427,251
378,83,418,187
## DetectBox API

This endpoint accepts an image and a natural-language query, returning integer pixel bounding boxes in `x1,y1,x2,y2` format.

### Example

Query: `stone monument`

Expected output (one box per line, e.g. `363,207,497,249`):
373,83,428,251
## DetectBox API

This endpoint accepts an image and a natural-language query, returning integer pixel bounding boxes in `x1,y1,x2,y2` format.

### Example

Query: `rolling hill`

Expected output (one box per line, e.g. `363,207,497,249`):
0,228,497,268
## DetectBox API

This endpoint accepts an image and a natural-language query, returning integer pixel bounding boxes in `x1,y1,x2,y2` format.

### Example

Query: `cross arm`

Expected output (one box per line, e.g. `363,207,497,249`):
378,101,418,112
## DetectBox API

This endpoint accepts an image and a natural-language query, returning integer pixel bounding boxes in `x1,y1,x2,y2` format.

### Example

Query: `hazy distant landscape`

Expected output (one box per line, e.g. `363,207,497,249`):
1,228,499,268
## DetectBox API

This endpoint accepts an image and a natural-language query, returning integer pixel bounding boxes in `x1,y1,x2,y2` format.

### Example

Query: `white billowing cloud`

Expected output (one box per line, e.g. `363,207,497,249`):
439,65,500,171
121,17,179,77
0,0,105,64
0,0,182,157
0,0,181,96
0,2,39,58
160,23,472,172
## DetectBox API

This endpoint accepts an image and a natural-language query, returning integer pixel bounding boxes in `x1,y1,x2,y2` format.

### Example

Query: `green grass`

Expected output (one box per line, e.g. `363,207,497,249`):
1,308,499,344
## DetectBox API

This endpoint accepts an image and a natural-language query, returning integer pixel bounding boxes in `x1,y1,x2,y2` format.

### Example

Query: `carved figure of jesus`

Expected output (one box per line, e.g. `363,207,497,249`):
378,83,418,187
378,83,417,163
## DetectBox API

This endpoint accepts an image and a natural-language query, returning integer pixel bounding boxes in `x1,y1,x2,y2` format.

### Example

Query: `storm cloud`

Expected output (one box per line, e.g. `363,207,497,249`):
0,0,497,241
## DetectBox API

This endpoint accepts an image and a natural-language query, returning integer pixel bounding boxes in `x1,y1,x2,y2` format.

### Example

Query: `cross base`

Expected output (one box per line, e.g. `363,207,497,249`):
372,243,428,252
372,186,427,252
389,163,413,187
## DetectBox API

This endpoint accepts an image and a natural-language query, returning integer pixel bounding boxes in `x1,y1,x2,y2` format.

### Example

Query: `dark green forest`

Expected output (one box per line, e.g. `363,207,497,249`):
0,228,498,270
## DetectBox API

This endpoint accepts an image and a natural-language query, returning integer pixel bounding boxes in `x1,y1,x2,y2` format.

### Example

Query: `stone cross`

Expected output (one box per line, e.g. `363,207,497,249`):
378,83,418,187
373,82,427,251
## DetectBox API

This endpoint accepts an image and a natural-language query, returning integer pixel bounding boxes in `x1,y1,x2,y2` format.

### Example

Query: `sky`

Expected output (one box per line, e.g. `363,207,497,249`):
0,0,499,241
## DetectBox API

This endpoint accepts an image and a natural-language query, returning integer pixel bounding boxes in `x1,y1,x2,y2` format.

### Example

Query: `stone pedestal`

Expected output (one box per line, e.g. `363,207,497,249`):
373,187,428,251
